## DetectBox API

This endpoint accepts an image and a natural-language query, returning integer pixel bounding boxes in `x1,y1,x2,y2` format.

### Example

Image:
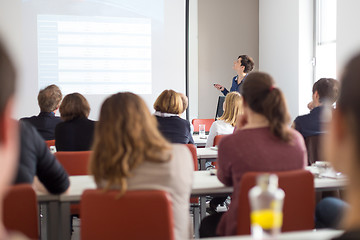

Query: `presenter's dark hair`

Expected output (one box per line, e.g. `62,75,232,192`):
59,93,90,121
0,41,16,115
238,55,255,73
241,72,291,142
313,78,339,104
38,84,62,112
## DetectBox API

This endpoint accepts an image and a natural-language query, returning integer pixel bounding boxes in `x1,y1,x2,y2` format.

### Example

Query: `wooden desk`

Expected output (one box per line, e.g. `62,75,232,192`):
38,170,347,240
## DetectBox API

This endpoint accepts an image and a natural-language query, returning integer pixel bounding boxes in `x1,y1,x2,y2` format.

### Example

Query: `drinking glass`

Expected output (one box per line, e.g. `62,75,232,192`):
199,124,206,138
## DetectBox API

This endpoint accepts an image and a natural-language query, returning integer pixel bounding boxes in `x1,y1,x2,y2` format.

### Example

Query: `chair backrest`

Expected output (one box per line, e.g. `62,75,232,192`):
192,119,215,133
185,144,198,171
55,151,92,176
81,189,174,240
3,184,39,239
213,134,226,147
45,139,55,148
237,170,315,235
305,135,322,165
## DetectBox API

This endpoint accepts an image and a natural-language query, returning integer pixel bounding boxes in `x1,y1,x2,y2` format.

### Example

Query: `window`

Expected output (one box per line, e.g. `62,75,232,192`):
314,0,337,80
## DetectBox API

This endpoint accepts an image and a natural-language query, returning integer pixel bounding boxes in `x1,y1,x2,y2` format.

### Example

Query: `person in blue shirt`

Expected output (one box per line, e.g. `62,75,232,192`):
293,78,339,139
214,55,255,96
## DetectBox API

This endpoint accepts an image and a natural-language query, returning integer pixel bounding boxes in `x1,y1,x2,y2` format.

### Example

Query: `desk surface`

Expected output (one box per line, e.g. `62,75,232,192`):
53,170,347,202
193,134,208,147
203,229,343,240
197,147,218,159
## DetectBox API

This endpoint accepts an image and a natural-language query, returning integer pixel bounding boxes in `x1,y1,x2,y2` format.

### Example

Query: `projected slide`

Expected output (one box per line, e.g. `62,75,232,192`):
37,15,152,94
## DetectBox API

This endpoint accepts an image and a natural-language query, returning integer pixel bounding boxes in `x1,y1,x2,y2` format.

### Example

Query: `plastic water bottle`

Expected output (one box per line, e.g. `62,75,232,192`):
249,174,285,239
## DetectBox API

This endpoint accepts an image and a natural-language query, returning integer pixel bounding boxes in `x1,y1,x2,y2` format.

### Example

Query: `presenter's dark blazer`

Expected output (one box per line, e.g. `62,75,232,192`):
20,112,62,140
155,115,194,144
55,117,95,151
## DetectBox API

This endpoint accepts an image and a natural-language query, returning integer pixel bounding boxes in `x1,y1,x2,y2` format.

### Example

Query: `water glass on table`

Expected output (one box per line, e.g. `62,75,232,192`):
199,124,206,139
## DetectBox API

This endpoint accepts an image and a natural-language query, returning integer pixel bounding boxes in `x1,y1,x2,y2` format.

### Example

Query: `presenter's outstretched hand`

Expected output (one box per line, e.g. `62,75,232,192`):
214,84,224,91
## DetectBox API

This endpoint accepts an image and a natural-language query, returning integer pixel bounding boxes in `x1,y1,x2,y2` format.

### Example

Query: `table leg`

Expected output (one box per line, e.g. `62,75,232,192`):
200,159,206,170
59,202,71,240
200,196,206,220
39,201,60,240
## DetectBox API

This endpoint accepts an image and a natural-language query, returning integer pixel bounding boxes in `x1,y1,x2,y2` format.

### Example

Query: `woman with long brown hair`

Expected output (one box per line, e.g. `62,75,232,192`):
200,72,307,237
90,92,193,240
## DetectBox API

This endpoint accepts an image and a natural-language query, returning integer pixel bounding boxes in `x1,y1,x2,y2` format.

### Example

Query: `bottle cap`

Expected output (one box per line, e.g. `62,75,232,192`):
256,174,278,190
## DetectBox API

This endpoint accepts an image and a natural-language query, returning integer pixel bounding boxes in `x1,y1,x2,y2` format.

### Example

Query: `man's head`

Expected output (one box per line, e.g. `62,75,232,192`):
0,39,19,203
312,78,339,106
37,84,62,113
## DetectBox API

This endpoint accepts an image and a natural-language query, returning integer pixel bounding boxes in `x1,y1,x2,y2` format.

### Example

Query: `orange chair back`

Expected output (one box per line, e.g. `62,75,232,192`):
45,139,55,148
81,189,174,240
185,144,198,171
55,151,92,176
3,184,38,239
214,135,226,146
192,119,215,132
237,170,315,235
185,144,199,204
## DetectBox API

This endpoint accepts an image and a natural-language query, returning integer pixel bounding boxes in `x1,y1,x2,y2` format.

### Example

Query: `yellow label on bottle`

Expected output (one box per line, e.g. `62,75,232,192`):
250,209,283,229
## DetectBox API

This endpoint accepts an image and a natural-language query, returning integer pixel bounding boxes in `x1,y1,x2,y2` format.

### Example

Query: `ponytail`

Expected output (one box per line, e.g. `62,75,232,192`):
241,72,291,142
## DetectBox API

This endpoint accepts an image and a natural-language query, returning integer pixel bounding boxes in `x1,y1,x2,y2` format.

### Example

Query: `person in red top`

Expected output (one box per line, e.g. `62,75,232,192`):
200,72,307,237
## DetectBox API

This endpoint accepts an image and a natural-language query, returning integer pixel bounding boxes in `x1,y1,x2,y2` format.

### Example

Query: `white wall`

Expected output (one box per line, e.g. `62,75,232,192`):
197,0,259,119
188,0,199,121
259,0,313,120
0,1,23,118
337,0,360,74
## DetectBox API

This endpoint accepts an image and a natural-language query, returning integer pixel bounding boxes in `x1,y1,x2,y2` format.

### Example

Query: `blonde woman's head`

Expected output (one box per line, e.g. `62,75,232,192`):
90,92,171,196
153,89,184,114
218,92,243,127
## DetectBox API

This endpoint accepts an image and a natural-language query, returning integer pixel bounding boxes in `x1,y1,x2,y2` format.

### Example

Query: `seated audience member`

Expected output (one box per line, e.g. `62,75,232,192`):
154,90,194,144
293,78,339,138
20,84,62,140
199,72,307,237
0,39,28,239
315,197,349,229
14,121,70,194
55,93,95,151
90,92,194,240
321,53,360,239
205,92,243,147
178,92,194,134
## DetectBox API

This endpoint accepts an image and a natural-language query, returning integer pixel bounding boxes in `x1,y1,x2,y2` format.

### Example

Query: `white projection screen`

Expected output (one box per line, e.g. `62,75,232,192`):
1,0,186,120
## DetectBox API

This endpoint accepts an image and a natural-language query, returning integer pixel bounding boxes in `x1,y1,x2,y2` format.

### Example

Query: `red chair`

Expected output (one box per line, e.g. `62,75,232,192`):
214,134,225,147
212,135,225,168
81,189,174,240
45,139,55,148
55,151,92,215
192,119,215,133
185,144,201,235
3,184,39,239
237,170,315,235
54,151,92,176
185,144,198,171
